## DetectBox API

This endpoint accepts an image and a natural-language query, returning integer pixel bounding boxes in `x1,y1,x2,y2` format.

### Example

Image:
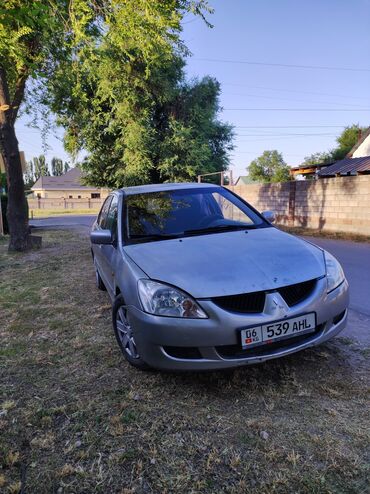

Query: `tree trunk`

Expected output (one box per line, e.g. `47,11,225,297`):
0,121,30,251
0,65,36,251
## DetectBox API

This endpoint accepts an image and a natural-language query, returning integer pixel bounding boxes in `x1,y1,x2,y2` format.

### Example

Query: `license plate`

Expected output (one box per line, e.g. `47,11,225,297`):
241,313,316,349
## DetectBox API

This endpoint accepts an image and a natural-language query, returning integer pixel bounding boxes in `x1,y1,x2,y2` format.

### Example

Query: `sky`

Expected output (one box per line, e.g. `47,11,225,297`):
15,0,370,180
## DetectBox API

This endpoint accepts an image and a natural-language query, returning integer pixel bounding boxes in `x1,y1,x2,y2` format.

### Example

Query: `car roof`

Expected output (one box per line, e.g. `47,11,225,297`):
118,182,221,196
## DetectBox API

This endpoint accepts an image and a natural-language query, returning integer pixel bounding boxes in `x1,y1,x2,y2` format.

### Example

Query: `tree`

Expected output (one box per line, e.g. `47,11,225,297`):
302,151,333,167
33,155,49,179
331,124,367,161
47,6,230,188
57,64,233,187
0,1,60,250
0,0,211,251
64,161,70,174
155,76,233,183
248,150,291,183
51,157,63,176
301,124,368,168
24,160,34,188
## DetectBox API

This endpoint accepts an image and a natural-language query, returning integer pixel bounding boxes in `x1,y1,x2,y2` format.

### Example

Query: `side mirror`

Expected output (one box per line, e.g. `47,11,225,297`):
262,210,276,223
90,229,113,245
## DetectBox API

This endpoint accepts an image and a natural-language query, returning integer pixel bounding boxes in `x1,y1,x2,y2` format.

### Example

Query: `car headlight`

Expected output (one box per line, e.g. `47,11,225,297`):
324,251,345,293
137,279,208,318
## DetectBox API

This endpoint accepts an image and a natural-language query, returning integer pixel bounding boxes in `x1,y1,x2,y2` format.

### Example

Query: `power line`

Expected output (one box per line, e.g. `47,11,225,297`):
233,125,346,128
235,132,338,137
221,83,370,101
230,151,302,157
222,92,367,108
194,58,370,72
234,134,338,142
224,108,370,111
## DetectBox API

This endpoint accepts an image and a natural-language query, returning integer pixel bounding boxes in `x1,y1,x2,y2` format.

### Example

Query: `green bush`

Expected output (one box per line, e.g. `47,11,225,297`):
1,194,8,234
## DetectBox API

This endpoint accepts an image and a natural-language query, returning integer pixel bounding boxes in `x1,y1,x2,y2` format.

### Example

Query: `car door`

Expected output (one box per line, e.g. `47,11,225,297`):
99,194,119,295
93,195,113,285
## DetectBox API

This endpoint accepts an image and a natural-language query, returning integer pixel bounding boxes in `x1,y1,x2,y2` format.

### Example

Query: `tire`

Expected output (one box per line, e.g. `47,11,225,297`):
94,258,107,291
112,295,150,370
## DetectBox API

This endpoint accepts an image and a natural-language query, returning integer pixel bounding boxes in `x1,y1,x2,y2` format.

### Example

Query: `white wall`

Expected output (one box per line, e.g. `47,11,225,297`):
352,134,370,157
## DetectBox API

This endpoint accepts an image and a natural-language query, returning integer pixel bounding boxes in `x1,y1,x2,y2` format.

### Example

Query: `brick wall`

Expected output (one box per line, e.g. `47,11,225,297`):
230,175,370,235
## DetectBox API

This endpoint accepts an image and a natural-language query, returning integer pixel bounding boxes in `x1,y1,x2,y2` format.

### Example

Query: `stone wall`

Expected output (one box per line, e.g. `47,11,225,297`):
230,175,370,235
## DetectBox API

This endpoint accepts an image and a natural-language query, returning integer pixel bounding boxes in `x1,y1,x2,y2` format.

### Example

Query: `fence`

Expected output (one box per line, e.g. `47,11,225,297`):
230,175,370,236
28,197,104,211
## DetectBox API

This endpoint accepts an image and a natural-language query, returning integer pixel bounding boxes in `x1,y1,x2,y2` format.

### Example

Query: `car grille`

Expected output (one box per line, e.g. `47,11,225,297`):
211,279,317,314
277,279,317,307
211,290,266,313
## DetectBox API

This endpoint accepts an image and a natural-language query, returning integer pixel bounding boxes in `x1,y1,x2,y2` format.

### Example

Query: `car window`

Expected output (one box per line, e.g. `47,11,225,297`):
105,195,119,235
125,187,266,243
97,196,113,229
212,192,254,224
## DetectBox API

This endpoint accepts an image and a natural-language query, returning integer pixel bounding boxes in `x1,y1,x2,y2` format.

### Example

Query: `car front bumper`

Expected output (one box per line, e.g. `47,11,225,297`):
128,277,349,371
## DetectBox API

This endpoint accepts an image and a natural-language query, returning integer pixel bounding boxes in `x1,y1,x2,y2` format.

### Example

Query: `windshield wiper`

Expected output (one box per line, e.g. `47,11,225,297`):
129,233,182,241
183,224,255,236
130,224,255,242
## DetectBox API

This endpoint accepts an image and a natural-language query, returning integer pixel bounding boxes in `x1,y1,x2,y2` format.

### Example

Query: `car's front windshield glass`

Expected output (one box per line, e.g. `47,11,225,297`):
125,187,268,243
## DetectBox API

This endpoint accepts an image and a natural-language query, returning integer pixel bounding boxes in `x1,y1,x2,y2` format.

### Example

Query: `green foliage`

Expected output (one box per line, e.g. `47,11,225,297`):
302,151,334,167
45,3,232,187
67,71,233,187
331,125,367,161
32,154,49,179
51,157,63,176
2,0,225,188
24,154,68,185
248,150,291,183
302,125,368,167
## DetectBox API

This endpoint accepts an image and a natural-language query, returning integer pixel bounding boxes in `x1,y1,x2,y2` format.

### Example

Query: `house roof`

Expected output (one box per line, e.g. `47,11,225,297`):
318,156,370,177
234,176,256,185
31,168,98,190
289,162,333,176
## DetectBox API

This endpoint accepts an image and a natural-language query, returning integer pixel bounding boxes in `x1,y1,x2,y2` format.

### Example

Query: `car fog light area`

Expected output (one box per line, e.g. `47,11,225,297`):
324,251,345,293
138,279,208,318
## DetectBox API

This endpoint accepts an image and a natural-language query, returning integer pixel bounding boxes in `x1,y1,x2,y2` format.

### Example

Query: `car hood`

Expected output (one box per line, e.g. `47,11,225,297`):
124,227,325,298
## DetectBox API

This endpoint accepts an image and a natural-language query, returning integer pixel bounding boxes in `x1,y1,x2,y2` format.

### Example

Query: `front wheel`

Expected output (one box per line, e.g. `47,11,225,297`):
112,295,150,370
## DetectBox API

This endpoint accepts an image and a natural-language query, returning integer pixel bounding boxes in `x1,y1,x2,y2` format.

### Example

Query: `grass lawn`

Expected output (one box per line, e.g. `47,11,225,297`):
0,230,369,493
29,209,99,218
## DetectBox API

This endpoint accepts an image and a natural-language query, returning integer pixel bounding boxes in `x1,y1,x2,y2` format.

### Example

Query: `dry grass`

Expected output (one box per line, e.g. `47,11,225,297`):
0,230,369,493
29,209,99,218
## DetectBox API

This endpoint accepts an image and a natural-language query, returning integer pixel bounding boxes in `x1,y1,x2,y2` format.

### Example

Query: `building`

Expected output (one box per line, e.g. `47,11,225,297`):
318,128,370,178
31,167,109,199
289,162,333,179
234,175,257,185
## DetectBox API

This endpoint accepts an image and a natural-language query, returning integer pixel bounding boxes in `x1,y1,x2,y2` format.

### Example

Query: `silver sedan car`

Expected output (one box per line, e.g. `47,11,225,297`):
90,183,349,371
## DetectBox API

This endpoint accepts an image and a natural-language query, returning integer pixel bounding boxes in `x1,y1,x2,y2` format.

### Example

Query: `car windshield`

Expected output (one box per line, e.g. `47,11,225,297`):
124,187,268,243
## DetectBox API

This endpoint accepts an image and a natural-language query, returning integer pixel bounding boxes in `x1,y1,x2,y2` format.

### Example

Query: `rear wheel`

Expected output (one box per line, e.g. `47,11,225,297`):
112,295,150,370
